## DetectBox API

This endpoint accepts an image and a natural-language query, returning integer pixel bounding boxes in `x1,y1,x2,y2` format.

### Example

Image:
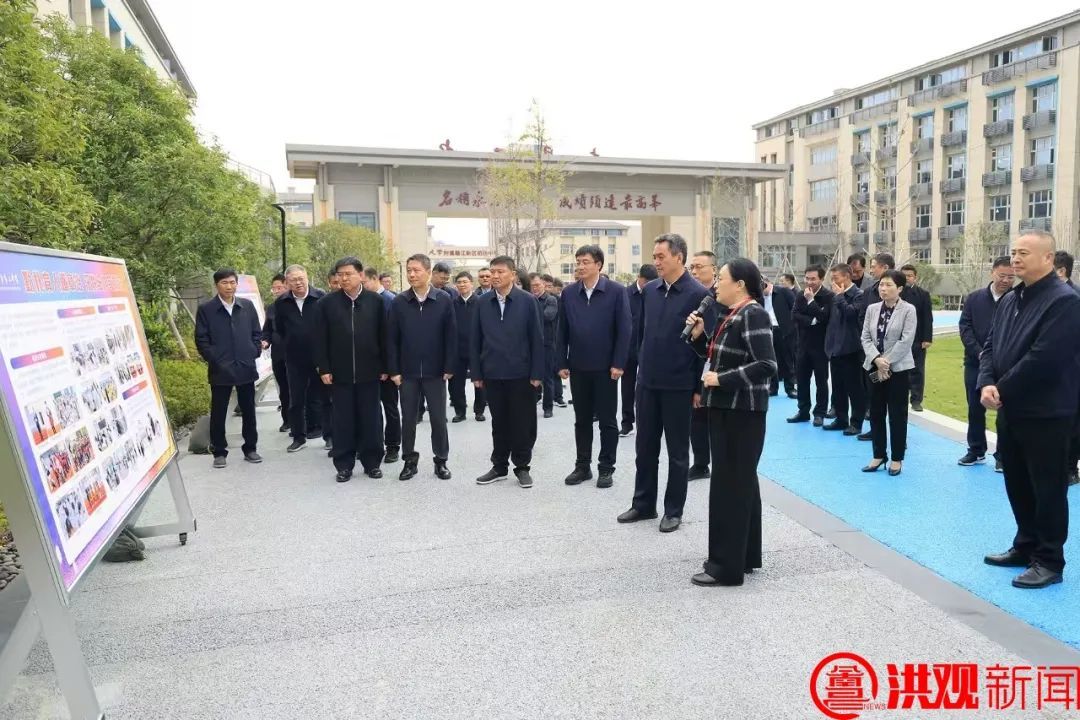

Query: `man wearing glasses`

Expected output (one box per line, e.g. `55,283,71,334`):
688,251,720,481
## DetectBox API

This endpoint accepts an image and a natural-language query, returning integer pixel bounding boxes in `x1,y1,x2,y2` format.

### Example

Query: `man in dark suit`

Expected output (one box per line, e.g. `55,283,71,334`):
194,268,263,468
550,278,567,407
620,264,658,437
688,251,720,481
262,274,290,433
789,265,834,425
900,264,934,412
824,263,866,436
531,273,559,419
450,271,486,423
1054,251,1080,485
432,262,460,300
311,257,388,483
762,279,796,398
365,268,401,463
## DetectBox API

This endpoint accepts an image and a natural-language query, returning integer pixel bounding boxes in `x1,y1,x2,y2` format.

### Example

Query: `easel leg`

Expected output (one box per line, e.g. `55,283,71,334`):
35,591,103,719
129,458,197,545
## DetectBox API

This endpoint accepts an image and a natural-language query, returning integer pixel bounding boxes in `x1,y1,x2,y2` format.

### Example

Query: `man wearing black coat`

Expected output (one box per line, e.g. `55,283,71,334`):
262,274,290,432
365,268,401,464
531,273,559,418
449,271,487,423
979,231,1080,589
762,279,796,398
957,256,1014,468
1053,251,1080,486
900,264,934,412
311,257,388,483
619,264,658,437
824,263,866,436
194,268,263,468
789,265,834,425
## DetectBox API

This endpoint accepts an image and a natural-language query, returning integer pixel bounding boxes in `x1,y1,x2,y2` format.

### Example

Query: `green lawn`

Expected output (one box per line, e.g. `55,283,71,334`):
924,334,996,428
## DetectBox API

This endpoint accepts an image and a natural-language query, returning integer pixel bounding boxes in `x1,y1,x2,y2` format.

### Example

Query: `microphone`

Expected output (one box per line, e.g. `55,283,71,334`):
680,295,715,342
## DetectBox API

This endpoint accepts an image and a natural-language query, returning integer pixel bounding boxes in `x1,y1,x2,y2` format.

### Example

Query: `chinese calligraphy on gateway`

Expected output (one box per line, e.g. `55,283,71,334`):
437,190,664,212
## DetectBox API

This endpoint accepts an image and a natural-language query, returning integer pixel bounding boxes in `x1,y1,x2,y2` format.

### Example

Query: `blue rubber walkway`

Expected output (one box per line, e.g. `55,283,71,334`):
760,394,1080,649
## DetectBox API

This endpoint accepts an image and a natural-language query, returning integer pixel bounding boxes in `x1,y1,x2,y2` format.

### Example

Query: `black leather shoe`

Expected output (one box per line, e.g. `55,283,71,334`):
617,507,657,523
659,515,681,533
888,462,903,477
399,462,417,481
366,468,383,479
243,451,263,464
843,426,861,436
564,467,592,485
212,456,226,469
287,440,306,453
475,413,486,422
786,391,798,400
451,415,466,423
384,448,400,464
911,402,924,412
335,469,353,483
597,471,613,489
688,466,710,481
516,470,533,488
984,548,1030,567
825,408,836,419
1012,563,1063,589
857,431,872,441
278,422,290,433
434,462,452,480
787,413,811,423
543,409,553,418
823,420,846,431
692,571,743,587
476,468,507,485
812,417,824,427
861,460,885,473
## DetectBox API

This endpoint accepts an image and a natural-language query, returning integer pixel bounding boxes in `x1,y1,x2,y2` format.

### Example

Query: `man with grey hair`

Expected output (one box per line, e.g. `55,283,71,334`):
979,230,1080,589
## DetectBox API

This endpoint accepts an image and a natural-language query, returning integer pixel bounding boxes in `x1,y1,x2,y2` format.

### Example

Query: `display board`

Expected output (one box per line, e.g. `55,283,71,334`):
0,244,176,596
235,274,273,383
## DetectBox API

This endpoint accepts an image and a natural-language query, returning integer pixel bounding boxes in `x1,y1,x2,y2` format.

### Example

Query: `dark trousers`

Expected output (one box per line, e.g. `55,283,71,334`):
287,363,331,442
1071,414,1080,475
796,348,829,417
769,330,796,395
400,378,449,463
553,369,565,403
704,408,765,582
997,411,1072,573
485,378,537,472
829,352,867,429
620,354,638,429
330,381,383,473
380,379,401,451
869,370,910,462
272,355,290,424
569,371,618,473
909,345,927,404
633,386,693,518
536,346,555,411
210,383,257,458
964,362,989,456
690,406,710,471
449,358,487,415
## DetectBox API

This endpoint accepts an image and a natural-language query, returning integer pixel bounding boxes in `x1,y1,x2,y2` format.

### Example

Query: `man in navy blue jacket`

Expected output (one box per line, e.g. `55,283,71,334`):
366,268,401,464
979,231,1080,589
387,254,457,482
450,271,486,422
789,266,833,425
194,268,263,468
531,273,559,418
957,256,1014,469
556,246,632,489
688,250,721,481
617,234,709,533
620,264,658,437
824,263,867,436
471,256,545,488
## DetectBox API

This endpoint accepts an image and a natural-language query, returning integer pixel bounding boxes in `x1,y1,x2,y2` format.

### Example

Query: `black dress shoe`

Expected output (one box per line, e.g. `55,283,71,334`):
843,426,861,436
434,462,452,480
279,422,290,433
335,469,353,483
451,415,466,423
543,409,553,418
888,462,903,477
597,471,614,489
659,515,681,533
1012,562,1063,589
617,507,658,523
823,420,846,431
825,408,836,419
475,413,486,422
786,391,798,400
399,462,417,481
516,470,533,488
287,440,306,453
857,431,872,441
384,448,400,464
911,402,924,412
692,571,743,587
812,417,824,427
366,468,383,479
564,467,592,485
984,548,1030,567
212,456,226,469
787,413,811,423
861,460,885,473
687,466,710,481
243,451,263,464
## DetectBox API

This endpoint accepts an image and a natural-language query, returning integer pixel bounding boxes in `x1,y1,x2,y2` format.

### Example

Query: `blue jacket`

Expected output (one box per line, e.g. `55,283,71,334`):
194,296,262,386
555,276,632,373
977,273,1080,419
376,288,395,314
637,271,710,391
958,284,1009,366
470,287,545,381
386,287,457,379
825,284,864,359
453,292,482,361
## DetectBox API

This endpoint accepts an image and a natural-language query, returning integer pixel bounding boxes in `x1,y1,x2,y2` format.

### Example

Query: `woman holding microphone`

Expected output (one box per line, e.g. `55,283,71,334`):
685,257,777,587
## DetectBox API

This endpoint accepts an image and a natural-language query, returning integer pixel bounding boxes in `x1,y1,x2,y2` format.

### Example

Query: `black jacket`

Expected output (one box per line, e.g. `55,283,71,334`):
792,287,834,356
826,284,864,359
901,284,934,345
470,287,544,381
626,283,646,358
764,286,795,338
263,300,284,362
265,288,326,366
311,289,387,384
194,296,262,386
977,273,1080,419
536,292,559,347
386,287,457,379
453,293,482,361
958,285,1008,366
637,272,710,391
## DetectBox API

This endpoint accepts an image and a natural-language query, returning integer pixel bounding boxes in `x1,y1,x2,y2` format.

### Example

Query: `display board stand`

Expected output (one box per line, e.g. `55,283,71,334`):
128,458,196,546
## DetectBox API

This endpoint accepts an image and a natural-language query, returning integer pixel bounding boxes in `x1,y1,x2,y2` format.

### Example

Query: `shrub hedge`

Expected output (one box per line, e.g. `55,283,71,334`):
156,359,210,430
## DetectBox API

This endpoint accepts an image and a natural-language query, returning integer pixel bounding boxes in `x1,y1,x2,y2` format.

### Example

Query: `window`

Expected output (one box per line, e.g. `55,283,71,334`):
631,263,640,273
806,106,839,124
940,65,966,84
915,160,932,184
810,145,838,164
760,155,767,164
560,243,574,255
947,106,967,133
631,244,640,256
590,229,601,236
991,37,1057,68
916,114,934,139
856,87,898,109
810,178,838,201
561,263,573,276
915,204,931,228
608,263,615,275
915,65,965,90
1032,83,1057,113
608,243,616,255
760,245,796,267
855,172,870,194
770,153,777,164
1030,136,1055,165
1028,189,1053,219
947,153,966,179
605,229,623,236
881,123,898,147
808,215,837,231
943,247,963,265
946,200,965,226
285,202,313,212
879,207,895,232
912,248,932,262
855,132,871,154
991,94,1014,122
989,195,1011,222
882,166,896,191
990,144,1012,172
337,211,376,230
856,211,869,233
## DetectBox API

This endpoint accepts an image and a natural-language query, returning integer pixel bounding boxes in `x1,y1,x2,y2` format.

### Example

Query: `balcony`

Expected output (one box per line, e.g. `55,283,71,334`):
988,221,1010,238
799,118,840,138
851,152,871,167
940,130,967,148
1019,217,1053,232
940,177,966,194
910,137,933,154
1022,109,1056,131
983,119,1013,138
982,170,1012,187
874,189,897,204
939,225,965,240
849,100,898,123
876,145,898,162
982,51,1056,85
908,227,932,244
850,232,869,247
873,231,895,247
1020,164,1054,182
851,191,870,206
909,182,932,200
907,79,968,106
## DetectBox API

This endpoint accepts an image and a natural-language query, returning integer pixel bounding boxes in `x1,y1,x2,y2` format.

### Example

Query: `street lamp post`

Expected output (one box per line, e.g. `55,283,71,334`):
270,203,287,274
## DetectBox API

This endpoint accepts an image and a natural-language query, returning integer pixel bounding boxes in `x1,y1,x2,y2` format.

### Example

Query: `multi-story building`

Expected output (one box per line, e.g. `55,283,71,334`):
752,10,1079,285
35,0,195,98
277,188,314,228
490,221,644,283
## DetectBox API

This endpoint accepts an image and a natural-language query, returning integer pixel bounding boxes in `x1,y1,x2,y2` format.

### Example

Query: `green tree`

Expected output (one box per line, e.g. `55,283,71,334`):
305,221,397,283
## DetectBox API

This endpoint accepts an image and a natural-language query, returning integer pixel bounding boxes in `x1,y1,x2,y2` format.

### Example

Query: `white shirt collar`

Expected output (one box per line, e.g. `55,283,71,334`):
413,285,432,302
344,287,362,301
